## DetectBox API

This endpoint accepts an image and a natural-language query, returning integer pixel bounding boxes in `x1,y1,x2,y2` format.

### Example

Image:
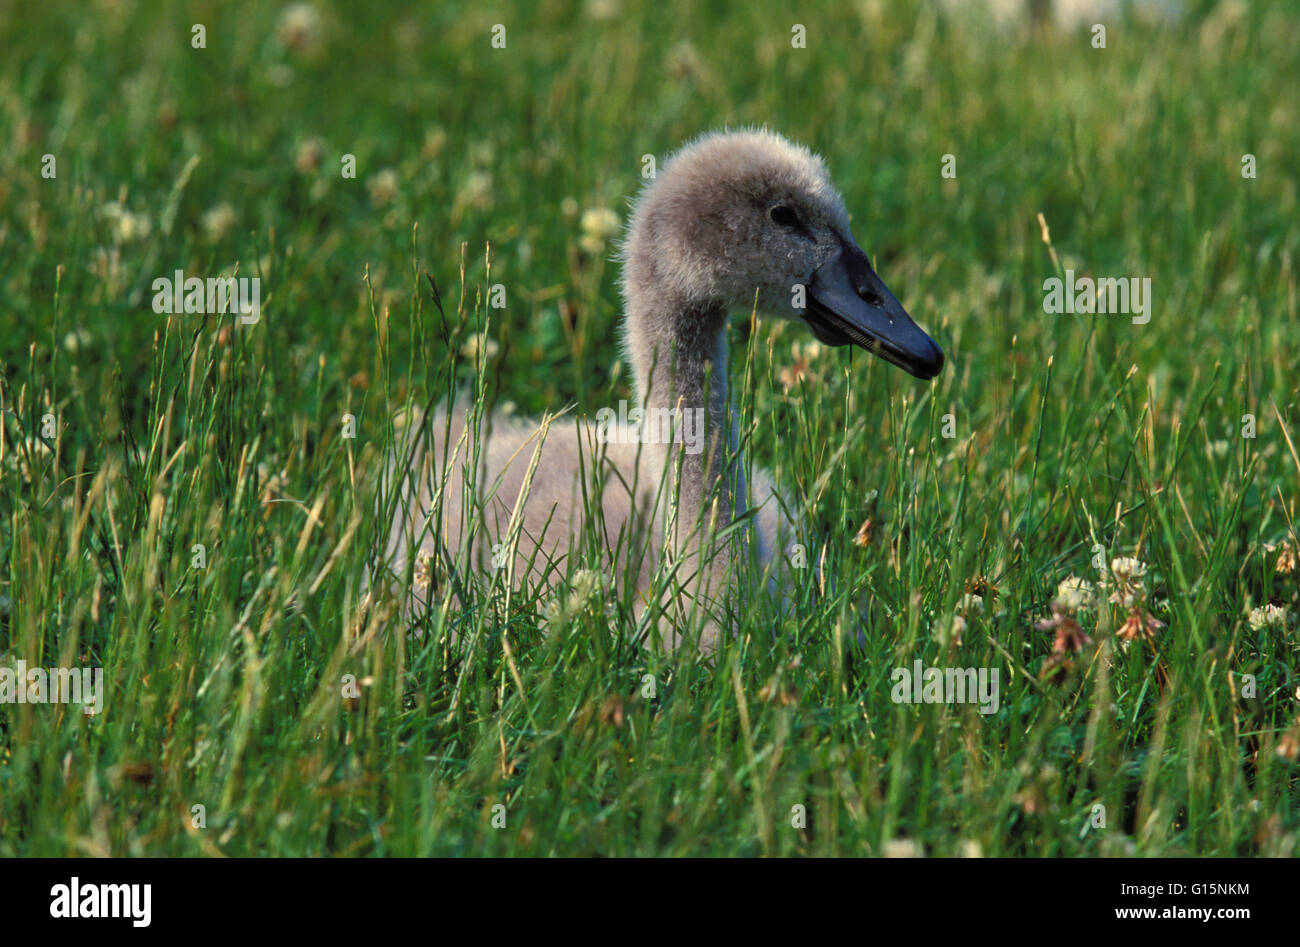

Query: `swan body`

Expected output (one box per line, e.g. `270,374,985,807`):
375,129,943,651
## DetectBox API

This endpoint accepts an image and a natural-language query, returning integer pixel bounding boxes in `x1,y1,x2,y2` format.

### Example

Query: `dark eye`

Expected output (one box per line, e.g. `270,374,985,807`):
769,204,799,228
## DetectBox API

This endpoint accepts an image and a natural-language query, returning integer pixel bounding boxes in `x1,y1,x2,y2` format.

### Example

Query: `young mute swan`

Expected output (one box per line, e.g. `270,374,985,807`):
375,129,943,652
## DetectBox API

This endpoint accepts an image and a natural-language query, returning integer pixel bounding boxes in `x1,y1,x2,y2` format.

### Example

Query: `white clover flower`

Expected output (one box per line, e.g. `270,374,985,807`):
1052,0,1123,30
256,462,289,503
882,838,924,858
584,0,619,22
1247,603,1291,631
667,40,703,80
793,338,824,361
459,332,499,361
7,436,53,483
1107,557,1148,607
294,138,324,174
579,207,621,255
469,140,496,168
569,568,603,601
367,168,400,207
1267,541,1297,575
202,202,237,241
421,126,447,161
1056,575,1096,612
542,568,610,628
267,64,294,87
413,552,435,593
932,614,967,647
458,171,494,211
276,3,324,54
62,329,92,353
109,207,151,243
1109,557,1147,581
1109,588,1145,608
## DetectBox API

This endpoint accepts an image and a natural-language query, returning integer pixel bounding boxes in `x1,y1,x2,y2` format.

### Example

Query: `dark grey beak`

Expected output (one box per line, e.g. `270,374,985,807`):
804,237,944,380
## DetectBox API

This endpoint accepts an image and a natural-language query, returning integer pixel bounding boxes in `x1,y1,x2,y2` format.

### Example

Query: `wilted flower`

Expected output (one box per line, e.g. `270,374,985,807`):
758,674,797,706
256,462,289,503
6,436,53,483
1013,783,1047,815
779,346,812,393
1038,652,1074,685
599,695,628,727
1037,602,1092,654
964,575,999,599
795,339,825,361
1277,716,1300,761
1117,608,1164,643
1056,575,1096,612
1268,541,1297,575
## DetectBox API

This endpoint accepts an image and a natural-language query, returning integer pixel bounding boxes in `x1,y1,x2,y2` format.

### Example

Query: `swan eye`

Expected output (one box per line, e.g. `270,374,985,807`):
769,204,799,228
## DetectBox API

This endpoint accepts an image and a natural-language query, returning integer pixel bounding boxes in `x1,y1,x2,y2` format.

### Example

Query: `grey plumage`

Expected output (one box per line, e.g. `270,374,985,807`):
374,129,875,652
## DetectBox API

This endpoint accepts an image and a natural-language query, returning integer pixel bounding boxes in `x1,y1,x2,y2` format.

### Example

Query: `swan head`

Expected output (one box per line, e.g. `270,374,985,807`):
622,128,943,380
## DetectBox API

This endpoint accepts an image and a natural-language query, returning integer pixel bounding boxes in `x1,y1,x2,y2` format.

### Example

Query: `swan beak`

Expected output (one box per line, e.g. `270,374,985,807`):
804,239,945,380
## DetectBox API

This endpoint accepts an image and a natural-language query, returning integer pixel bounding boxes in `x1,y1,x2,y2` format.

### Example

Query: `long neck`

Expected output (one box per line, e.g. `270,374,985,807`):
625,294,742,545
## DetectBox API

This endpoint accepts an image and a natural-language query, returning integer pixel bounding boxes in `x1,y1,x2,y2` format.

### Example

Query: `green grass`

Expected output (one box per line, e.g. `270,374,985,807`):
2,0,1298,856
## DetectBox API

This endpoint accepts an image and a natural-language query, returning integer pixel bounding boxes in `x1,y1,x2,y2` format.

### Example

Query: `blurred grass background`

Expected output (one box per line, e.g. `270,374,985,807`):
0,0,1298,855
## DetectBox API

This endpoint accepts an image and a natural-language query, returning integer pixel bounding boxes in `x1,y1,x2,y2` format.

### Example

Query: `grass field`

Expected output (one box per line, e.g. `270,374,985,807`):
1,0,1298,856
